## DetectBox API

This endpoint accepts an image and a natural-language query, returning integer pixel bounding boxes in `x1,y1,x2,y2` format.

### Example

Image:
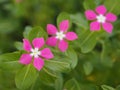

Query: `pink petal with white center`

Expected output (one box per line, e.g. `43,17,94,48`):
65,32,78,41
46,36,57,46
47,24,58,35
106,13,117,22
33,57,44,71
96,5,106,14
23,39,32,52
102,22,113,33
58,40,68,52
19,54,32,65
41,48,54,59
90,21,100,31
85,10,97,20
32,38,44,49
59,20,69,32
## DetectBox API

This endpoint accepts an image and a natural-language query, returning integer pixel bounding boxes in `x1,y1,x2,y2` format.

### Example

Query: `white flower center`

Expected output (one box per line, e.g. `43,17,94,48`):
56,31,65,40
96,14,106,23
30,48,41,58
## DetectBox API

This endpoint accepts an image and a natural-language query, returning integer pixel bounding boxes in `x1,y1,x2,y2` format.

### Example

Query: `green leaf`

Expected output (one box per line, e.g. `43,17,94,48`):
70,13,89,30
104,0,120,15
65,47,78,69
76,30,103,53
101,85,115,90
15,64,38,90
57,12,71,29
83,0,97,10
14,42,23,50
0,51,23,70
80,31,97,53
101,40,114,68
44,48,77,73
83,62,93,75
0,51,21,62
44,60,70,73
23,26,32,39
55,74,63,90
28,26,47,42
39,68,57,86
83,0,104,10
64,78,81,90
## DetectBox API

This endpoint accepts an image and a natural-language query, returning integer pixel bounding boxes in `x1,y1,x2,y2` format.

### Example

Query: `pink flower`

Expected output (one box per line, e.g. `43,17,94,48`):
46,20,78,52
19,38,54,71
85,5,117,33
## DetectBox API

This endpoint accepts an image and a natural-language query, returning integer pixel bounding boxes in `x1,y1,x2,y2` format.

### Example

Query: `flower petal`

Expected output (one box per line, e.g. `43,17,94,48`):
96,5,106,14
46,37,57,46
90,21,100,31
59,20,69,32
85,10,97,20
58,40,68,52
106,13,117,22
65,32,78,41
102,22,113,33
47,24,58,35
19,54,32,65
32,38,44,49
33,57,44,71
41,48,54,59
23,39,32,52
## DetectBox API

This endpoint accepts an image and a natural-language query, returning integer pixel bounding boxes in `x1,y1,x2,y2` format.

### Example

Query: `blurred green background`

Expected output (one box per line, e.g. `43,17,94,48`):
0,0,84,54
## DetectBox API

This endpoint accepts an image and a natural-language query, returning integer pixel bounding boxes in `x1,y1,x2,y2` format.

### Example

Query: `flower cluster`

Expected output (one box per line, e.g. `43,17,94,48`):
19,5,117,71
19,20,78,70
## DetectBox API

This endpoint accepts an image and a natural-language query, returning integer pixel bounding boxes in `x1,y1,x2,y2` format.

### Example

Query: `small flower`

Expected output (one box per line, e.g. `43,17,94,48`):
19,38,54,71
46,20,78,52
85,5,117,33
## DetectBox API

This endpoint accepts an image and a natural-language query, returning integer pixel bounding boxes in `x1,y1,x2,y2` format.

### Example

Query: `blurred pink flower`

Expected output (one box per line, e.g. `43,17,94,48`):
19,38,54,71
46,20,78,52
85,5,117,33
